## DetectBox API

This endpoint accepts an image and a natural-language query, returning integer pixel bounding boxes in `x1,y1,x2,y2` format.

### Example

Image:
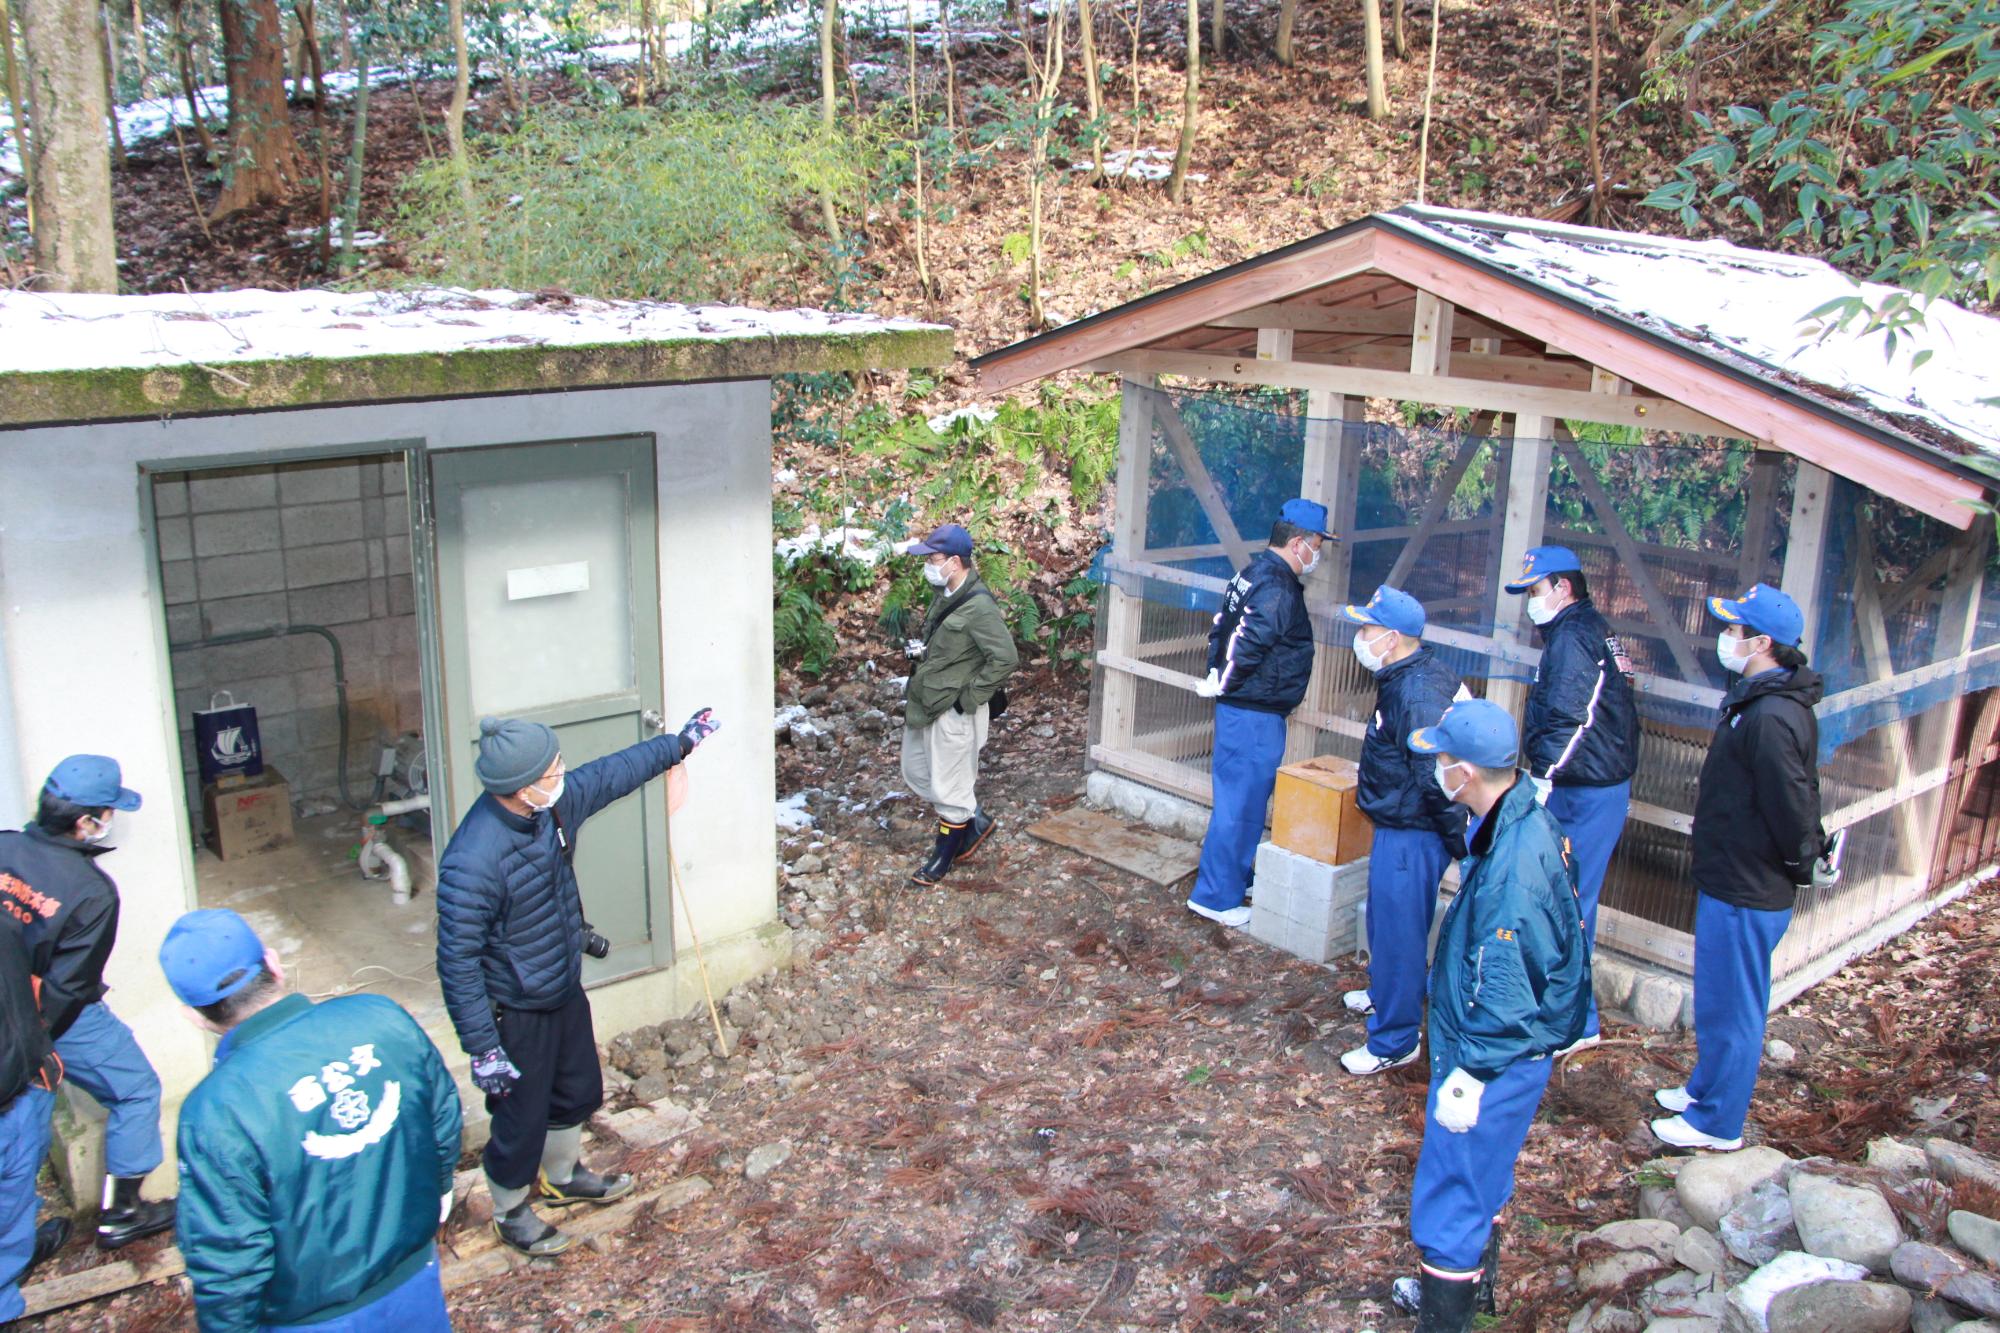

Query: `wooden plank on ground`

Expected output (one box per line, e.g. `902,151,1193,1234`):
22,1249,185,1318
1025,806,1201,886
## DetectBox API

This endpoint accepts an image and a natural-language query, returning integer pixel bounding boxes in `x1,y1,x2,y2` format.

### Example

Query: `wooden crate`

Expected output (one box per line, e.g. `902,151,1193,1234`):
1271,754,1372,866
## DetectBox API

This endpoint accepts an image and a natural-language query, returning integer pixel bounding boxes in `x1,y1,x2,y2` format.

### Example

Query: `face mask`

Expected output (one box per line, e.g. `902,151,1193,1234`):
1298,542,1322,576
1434,760,1470,802
82,813,113,845
1352,629,1393,673
524,775,565,811
1717,631,1759,675
923,562,949,589
1525,593,1557,626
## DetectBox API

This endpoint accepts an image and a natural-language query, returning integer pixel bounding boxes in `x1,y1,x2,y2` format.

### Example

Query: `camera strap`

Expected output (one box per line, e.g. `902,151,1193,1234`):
549,808,575,866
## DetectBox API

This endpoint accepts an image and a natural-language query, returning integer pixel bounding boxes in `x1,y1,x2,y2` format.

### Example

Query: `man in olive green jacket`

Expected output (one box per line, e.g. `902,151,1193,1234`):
901,524,1019,885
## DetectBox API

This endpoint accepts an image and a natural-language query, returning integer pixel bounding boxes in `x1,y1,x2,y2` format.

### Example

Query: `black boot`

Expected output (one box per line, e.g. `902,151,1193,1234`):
1390,1270,1480,1332
955,809,998,864
97,1176,175,1251
1475,1225,1500,1315
911,819,971,885
538,1164,635,1207
493,1201,572,1256
12,1217,72,1285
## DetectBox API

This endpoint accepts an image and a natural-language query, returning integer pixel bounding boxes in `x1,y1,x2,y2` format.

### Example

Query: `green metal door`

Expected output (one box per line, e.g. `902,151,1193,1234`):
430,437,670,982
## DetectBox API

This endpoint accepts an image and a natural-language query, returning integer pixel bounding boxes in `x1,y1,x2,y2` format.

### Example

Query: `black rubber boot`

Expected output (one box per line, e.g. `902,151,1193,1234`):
911,819,971,885
538,1164,635,1207
955,809,998,864
14,1217,72,1284
493,1201,572,1256
97,1177,175,1251
1413,1270,1480,1332
1475,1225,1500,1315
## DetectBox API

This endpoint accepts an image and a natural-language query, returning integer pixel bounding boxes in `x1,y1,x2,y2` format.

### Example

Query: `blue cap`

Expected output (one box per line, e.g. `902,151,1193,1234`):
1279,498,1336,540
1409,698,1519,768
158,909,268,1007
1340,585,1425,637
1709,582,1804,647
908,523,974,559
43,755,142,812
1503,545,1584,594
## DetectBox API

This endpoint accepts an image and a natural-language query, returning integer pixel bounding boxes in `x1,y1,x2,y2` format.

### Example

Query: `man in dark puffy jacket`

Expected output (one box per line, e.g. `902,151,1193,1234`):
1652,583,1829,1152
162,909,461,1333
1334,587,1469,1076
0,754,176,1249
0,916,65,1324
1504,545,1638,1052
1393,699,1589,1332
437,709,716,1255
1187,498,1336,928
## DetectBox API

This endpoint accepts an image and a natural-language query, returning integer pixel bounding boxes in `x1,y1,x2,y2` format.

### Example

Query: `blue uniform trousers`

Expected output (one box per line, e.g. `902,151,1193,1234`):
264,1251,451,1331
1363,826,1453,1060
53,1001,164,1178
1684,892,1792,1141
1190,704,1289,912
1545,781,1630,1038
1410,1057,1554,1273
0,1086,55,1323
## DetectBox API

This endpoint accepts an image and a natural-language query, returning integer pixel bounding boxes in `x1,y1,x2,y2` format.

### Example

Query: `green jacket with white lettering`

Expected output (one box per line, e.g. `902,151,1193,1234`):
175,992,462,1333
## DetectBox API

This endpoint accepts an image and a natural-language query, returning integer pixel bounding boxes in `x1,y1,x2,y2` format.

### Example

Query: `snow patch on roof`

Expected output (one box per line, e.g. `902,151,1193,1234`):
0,286,942,377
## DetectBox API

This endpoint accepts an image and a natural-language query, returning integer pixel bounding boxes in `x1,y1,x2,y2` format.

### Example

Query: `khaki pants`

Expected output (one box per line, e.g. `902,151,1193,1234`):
901,704,988,824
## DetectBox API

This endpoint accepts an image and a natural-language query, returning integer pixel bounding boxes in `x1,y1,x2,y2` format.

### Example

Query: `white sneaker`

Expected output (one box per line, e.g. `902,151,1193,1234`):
1340,1044,1421,1076
1650,1115,1741,1151
1655,1086,1694,1114
1186,899,1252,929
1343,990,1375,1015
1555,1032,1601,1059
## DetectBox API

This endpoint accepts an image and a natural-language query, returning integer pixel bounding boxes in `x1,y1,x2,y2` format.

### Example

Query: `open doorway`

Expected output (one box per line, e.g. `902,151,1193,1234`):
151,454,443,1029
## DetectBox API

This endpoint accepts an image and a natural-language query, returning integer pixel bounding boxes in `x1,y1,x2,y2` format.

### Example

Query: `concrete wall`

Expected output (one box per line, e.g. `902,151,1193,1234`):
0,381,782,1201
155,456,420,823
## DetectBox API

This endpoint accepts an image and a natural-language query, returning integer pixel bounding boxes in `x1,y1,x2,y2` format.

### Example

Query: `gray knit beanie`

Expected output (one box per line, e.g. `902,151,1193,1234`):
475,716,560,794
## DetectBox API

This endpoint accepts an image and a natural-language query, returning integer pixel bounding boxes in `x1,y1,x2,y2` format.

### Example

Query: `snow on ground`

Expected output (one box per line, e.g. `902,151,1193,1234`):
0,286,942,376
926,403,997,433
774,790,816,832
1074,147,1208,184
773,513,894,568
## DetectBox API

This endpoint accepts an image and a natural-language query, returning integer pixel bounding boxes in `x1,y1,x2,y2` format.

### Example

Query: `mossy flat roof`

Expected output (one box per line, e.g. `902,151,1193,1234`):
0,287,953,429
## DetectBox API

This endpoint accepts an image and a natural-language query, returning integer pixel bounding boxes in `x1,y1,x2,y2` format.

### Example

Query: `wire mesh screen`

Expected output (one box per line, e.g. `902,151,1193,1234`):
1089,382,2000,979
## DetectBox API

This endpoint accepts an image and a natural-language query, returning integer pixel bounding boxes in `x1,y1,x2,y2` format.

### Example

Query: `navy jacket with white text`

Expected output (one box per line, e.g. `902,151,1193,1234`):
1524,598,1639,788
1204,548,1316,716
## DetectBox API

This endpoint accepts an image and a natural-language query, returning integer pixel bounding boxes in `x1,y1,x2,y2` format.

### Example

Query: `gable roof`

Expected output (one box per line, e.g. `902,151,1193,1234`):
971,205,2000,529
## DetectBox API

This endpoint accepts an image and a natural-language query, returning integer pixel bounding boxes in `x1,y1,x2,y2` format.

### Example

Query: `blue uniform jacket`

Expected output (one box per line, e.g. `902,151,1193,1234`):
1525,599,1640,788
436,734,686,1056
1427,778,1590,1082
1357,646,1467,846
1204,549,1315,716
175,993,461,1333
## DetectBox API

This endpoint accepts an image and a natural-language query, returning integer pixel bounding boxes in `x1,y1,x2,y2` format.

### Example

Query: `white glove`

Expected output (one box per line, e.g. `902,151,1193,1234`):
905,638,927,660
439,1190,454,1225
1811,855,1841,889
1434,1068,1485,1133
1530,775,1553,805
1194,668,1223,699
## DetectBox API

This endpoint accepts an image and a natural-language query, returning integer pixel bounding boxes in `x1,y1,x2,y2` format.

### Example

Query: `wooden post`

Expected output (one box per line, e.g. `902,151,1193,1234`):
1488,412,1554,715
1926,523,1991,835
1410,290,1455,377
1737,448,1783,589
1100,375,1157,754
1289,386,1352,762
1780,462,1833,655
1846,507,1927,878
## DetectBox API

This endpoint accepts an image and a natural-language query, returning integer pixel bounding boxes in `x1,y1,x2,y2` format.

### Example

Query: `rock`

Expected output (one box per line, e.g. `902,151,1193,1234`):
1720,1182,1800,1267
1585,1249,1675,1293
1634,974,1687,1030
1593,953,1637,1011
1893,1240,1970,1292
1928,1140,2000,1193
1866,1136,1930,1175
1643,1269,1727,1320
855,708,889,734
631,1072,672,1101
790,853,825,876
1595,1219,1686,1261
674,1045,707,1068
724,993,761,1030
744,1140,793,1181
1570,1302,1645,1333
1764,1039,1797,1067
1788,1173,1903,1273
1646,1188,1701,1231
1679,1148,1792,1231
1645,1319,1724,1332
1913,1298,1971,1333
1677,1227,1728,1276
1950,1212,2000,1269
1948,1323,2000,1333
1765,1280,1911,1333
1943,1272,2000,1320
1724,1253,1870,1333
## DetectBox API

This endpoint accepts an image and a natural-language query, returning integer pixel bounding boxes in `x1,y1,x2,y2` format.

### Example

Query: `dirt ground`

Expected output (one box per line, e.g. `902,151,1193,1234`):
28,663,2000,1331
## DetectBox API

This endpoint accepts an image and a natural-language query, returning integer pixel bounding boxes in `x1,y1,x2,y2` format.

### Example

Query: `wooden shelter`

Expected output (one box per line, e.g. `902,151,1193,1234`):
973,205,2000,1013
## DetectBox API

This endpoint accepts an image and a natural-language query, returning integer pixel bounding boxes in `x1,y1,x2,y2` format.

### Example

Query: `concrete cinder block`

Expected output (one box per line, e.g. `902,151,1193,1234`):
378,495,410,536
154,477,190,518
201,637,296,680
288,581,372,626
1249,844,1369,962
381,460,408,496
295,705,345,749
281,500,367,547
220,673,299,717
193,509,281,558
166,604,202,647
388,575,415,617
366,539,386,580
386,535,412,577
284,540,369,589
161,560,197,607
277,462,363,505
201,592,289,637
295,668,338,708
157,516,193,563
360,465,383,500
189,468,278,513
197,550,286,600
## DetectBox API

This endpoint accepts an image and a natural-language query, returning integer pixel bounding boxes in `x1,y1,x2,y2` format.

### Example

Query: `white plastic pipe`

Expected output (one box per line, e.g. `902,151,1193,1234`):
377,794,431,818
358,837,411,905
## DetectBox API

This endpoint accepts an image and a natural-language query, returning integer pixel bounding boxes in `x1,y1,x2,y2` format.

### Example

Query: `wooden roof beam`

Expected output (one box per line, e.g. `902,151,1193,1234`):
1207,303,1515,343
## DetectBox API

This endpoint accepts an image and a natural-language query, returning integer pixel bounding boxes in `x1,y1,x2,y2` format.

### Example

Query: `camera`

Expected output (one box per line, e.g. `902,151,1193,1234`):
582,925,611,960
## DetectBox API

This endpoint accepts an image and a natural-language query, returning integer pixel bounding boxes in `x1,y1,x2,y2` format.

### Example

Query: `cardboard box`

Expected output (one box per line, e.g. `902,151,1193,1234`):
1270,754,1372,866
203,765,294,860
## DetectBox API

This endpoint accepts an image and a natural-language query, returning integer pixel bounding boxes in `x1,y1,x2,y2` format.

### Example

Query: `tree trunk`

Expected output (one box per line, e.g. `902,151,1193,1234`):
337,28,366,273
1077,0,1103,181
445,0,474,228
1207,0,1222,57
1586,0,1604,225
292,0,329,266
1166,0,1197,203
904,0,930,305
211,0,302,219
0,0,35,220
1024,0,1066,327
19,0,118,289
1392,0,1406,57
1361,0,1387,118
100,3,127,164
817,0,840,243
170,0,219,162
1275,0,1297,66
